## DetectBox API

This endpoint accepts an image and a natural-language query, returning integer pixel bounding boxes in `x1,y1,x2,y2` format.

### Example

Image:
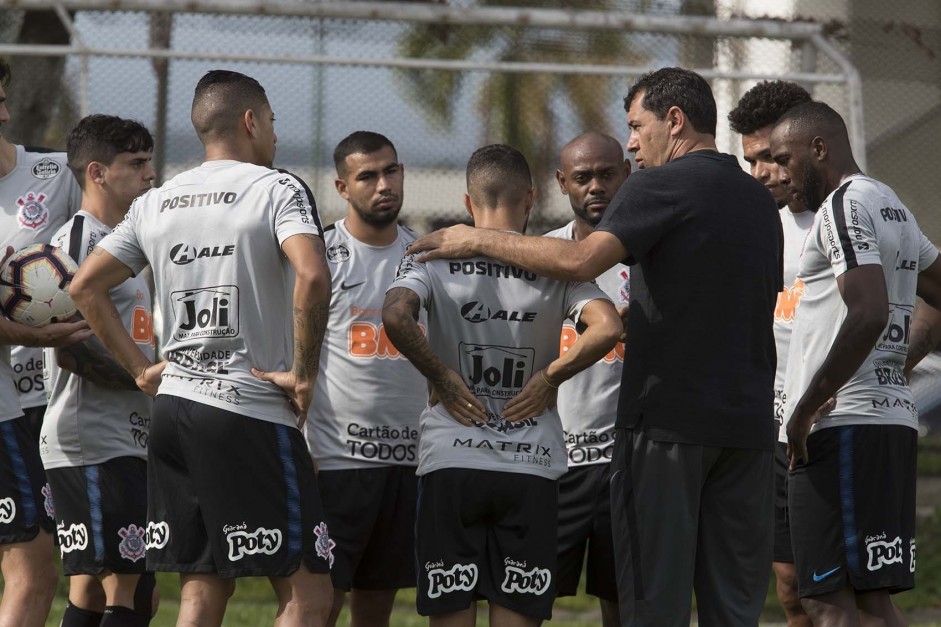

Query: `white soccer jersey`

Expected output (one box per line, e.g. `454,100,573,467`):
545,221,628,466
304,219,427,470
783,174,939,432
99,160,324,428
388,252,610,480
0,146,81,414
773,209,815,442
41,211,154,468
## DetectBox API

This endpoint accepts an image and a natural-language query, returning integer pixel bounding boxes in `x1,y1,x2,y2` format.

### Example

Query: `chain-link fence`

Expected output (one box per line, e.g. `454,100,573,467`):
0,1,862,234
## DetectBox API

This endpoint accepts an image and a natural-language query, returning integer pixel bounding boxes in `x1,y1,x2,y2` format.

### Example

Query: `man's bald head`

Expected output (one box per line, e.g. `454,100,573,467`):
466,144,533,209
773,101,849,148
560,131,623,170
191,70,269,143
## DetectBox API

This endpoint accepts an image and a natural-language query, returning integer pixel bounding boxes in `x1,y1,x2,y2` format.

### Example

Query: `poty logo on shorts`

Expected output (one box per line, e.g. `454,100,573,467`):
0,497,16,523
426,563,477,598
118,524,147,562
313,522,336,568
41,483,54,519
866,535,903,571
909,538,916,573
145,521,170,549
226,527,282,562
58,523,89,553
501,561,551,596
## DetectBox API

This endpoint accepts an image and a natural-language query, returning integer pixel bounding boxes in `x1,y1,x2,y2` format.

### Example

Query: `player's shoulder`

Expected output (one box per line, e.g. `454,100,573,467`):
542,221,574,240
17,145,70,180
398,222,420,244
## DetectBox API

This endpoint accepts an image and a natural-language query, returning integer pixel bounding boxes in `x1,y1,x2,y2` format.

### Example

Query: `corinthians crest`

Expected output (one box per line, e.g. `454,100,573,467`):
16,191,50,230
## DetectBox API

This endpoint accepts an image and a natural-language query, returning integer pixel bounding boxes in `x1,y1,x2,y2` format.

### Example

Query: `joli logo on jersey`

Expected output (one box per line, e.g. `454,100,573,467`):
426,563,478,598
866,533,903,571
459,343,534,399
226,526,282,561
58,522,89,553
171,286,240,340
501,559,551,595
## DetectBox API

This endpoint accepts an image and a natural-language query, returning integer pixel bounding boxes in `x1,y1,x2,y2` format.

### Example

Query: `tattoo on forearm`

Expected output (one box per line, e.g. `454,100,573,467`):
382,288,453,386
293,301,329,379
907,320,935,368
57,334,138,390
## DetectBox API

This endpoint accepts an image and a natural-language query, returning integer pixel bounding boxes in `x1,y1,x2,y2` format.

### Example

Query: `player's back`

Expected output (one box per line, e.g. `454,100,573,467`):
104,160,323,428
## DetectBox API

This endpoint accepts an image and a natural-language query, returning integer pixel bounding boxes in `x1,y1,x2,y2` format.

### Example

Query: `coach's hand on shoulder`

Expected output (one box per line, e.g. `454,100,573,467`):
136,360,167,397
251,367,314,429
411,224,480,263
786,397,836,470
430,368,487,427
503,368,558,423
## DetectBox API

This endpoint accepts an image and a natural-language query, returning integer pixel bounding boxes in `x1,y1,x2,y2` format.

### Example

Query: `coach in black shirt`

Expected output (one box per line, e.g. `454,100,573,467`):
410,67,783,627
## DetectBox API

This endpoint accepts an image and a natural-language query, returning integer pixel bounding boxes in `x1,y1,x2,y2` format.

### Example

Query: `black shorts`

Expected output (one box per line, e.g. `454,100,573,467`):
773,442,794,563
147,395,333,578
789,424,916,598
416,468,558,621
23,405,45,444
46,457,148,575
0,414,55,544
318,466,417,591
556,463,616,601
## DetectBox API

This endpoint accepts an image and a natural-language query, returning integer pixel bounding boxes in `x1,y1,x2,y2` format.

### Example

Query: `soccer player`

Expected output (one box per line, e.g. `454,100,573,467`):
382,144,622,627
728,80,813,627
42,114,157,627
772,101,941,627
0,58,83,435
0,58,91,627
409,68,783,627
305,131,425,627
69,70,335,627
546,131,629,627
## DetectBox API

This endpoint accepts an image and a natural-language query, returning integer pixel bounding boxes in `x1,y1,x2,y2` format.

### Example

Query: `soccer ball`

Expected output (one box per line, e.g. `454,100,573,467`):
0,244,79,327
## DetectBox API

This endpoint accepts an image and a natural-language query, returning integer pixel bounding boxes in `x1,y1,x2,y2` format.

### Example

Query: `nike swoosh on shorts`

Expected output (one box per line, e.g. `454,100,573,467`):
812,566,841,582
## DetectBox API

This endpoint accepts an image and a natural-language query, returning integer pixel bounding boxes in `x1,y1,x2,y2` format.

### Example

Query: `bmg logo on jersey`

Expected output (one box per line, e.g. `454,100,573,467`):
460,343,534,399
171,286,240,340
225,525,282,562
57,522,89,553
501,559,551,596
866,533,903,571
426,562,478,598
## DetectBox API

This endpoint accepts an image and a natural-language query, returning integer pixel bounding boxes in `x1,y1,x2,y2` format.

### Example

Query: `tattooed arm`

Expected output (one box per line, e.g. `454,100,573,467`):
55,313,138,390
382,287,487,427
252,233,331,428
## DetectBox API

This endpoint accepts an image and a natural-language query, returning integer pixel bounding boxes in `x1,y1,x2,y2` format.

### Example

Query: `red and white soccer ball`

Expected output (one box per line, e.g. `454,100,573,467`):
0,244,79,327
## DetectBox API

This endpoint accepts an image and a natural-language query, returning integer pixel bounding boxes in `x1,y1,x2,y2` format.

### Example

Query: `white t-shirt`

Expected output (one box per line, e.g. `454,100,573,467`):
783,174,939,432
773,209,815,442
388,251,610,480
0,146,81,416
99,161,324,428
304,219,427,470
42,211,154,468
545,221,628,466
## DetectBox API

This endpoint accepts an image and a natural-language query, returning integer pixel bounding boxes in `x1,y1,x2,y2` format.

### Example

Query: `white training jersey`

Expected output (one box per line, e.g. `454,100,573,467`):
304,219,427,470
545,221,628,467
772,209,815,442
41,211,154,468
388,251,609,480
0,146,81,415
99,160,324,428
783,174,939,432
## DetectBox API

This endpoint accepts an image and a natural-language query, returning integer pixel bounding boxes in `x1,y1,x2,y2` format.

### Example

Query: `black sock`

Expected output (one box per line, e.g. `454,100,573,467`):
60,602,104,627
100,605,151,627
132,573,156,618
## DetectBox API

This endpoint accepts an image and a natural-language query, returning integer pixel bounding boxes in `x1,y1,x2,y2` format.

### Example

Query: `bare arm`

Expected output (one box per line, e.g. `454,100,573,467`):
382,286,487,426
251,234,331,428
410,227,628,283
55,315,138,390
503,298,622,421
907,255,941,378
69,247,163,395
786,264,889,467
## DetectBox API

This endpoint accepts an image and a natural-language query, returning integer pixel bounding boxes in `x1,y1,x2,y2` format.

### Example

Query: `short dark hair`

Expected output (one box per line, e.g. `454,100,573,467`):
66,114,154,188
466,144,532,208
191,70,268,141
774,100,848,141
0,58,10,87
624,67,717,136
728,81,813,135
333,131,397,176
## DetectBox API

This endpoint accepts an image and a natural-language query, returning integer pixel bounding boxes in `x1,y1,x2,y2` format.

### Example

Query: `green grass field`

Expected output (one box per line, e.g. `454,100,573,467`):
16,437,941,625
